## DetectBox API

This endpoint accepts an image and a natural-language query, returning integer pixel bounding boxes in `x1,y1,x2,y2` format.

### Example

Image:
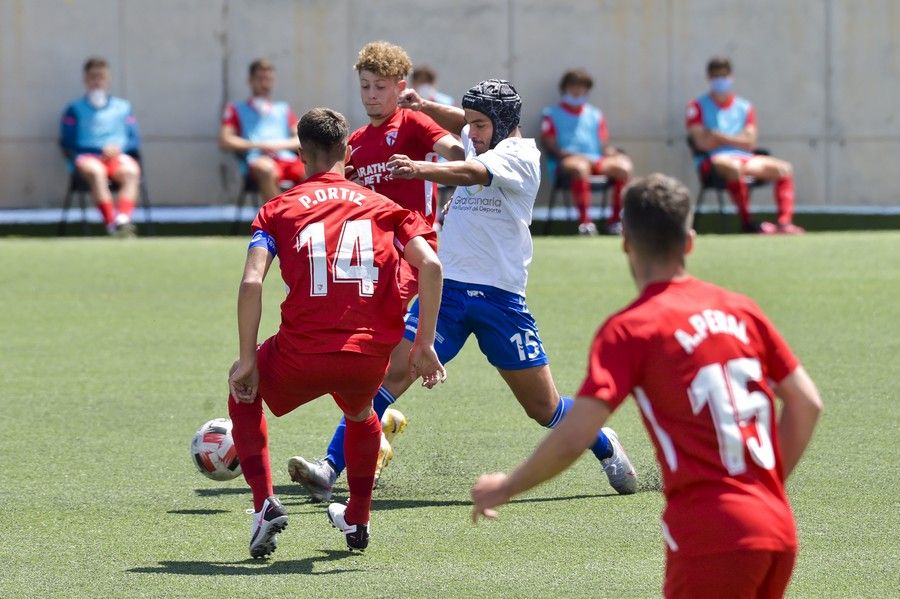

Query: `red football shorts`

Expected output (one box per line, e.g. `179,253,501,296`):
255,338,389,418
75,153,139,178
664,548,796,599
591,156,606,175
273,157,305,184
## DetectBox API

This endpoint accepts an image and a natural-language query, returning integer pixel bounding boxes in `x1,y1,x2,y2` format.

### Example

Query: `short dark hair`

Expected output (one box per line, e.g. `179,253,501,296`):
412,65,437,84
559,68,593,92
249,58,275,78
297,108,349,161
83,57,108,73
706,56,732,76
622,174,693,258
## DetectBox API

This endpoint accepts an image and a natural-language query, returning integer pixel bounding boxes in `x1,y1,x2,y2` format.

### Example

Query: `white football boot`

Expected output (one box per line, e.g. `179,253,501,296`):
327,502,369,550
248,496,288,559
600,427,638,495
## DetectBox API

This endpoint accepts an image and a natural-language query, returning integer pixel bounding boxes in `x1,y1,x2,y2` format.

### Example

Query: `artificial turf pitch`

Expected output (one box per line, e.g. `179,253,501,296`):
0,232,897,598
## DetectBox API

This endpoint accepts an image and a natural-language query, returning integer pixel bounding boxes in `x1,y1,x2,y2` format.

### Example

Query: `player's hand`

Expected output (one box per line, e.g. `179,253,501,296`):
228,358,259,403
471,472,511,524
408,341,447,389
345,164,361,184
386,154,417,180
257,141,280,154
398,88,425,111
102,144,121,158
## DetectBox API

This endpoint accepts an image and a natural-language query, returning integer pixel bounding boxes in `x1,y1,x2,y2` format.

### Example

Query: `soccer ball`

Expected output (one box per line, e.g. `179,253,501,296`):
191,418,242,481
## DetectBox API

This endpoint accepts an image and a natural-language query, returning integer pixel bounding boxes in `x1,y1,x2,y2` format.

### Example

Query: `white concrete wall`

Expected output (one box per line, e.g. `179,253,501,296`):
0,0,896,209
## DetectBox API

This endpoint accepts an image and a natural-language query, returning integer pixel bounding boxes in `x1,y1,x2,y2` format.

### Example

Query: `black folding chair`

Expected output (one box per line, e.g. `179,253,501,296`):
231,152,300,234
687,137,769,231
543,171,609,235
58,149,153,236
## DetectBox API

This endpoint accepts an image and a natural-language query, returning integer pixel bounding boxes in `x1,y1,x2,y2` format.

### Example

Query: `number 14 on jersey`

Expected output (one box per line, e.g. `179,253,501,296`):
294,219,380,297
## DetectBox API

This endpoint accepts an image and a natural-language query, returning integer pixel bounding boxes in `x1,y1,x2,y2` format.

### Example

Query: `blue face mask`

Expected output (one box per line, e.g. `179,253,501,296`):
562,93,587,107
710,77,733,95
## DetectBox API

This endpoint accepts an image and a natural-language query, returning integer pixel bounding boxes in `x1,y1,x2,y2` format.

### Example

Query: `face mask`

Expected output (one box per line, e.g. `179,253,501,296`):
251,96,272,114
562,93,587,107
87,89,108,108
710,77,733,95
415,84,436,100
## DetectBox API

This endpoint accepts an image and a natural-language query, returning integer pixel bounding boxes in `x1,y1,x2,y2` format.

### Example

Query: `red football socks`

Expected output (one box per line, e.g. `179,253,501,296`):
228,395,273,512
570,177,592,224
117,197,136,220
97,201,116,226
726,179,751,225
610,179,627,223
343,413,381,525
774,176,795,225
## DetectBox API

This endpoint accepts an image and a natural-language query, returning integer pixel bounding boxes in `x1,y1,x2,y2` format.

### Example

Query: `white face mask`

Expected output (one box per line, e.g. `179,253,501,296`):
87,89,108,108
251,96,272,114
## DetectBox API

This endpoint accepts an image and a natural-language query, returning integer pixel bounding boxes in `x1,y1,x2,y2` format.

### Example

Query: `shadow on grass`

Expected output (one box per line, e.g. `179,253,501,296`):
370,492,619,512
166,509,230,515
128,550,361,576
193,484,308,498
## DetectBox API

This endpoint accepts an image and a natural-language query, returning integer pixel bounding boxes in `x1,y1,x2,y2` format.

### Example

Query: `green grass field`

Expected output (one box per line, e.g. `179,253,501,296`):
1,232,898,598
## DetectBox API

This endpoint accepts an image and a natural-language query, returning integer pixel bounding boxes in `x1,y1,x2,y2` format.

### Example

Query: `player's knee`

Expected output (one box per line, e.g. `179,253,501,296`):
521,398,556,424
778,161,793,178
251,160,276,180
77,161,104,180
383,359,414,390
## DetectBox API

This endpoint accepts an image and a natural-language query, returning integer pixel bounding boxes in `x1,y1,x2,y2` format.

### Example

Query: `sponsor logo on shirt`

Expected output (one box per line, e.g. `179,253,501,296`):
386,130,398,146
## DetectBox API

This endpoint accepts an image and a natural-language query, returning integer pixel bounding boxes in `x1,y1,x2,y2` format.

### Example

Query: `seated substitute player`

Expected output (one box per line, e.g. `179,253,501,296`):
219,58,305,201
226,107,447,557
686,57,804,234
60,57,142,237
289,79,637,504
541,68,633,236
287,41,464,488
472,173,823,598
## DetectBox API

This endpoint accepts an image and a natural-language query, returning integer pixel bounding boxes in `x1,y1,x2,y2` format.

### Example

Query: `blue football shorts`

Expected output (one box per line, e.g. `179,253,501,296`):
403,279,549,371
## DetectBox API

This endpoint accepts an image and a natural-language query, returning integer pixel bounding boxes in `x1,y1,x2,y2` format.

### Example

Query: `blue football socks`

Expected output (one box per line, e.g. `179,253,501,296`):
325,386,396,475
544,395,613,461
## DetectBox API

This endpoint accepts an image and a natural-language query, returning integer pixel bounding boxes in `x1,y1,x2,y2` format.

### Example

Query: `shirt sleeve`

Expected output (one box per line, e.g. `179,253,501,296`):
598,115,609,146
576,319,639,411
411,110,450,152
749,305,800,384
745,103,757,128
685,99,703,129
474,144,536,195
540,115,557,141
251,202,272,236
392,205,438,252
222,103,240,130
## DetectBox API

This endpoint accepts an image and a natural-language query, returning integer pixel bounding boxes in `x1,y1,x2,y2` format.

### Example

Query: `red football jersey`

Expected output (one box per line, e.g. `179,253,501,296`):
578,277,800,557
347,108,448,226
251,171,436,359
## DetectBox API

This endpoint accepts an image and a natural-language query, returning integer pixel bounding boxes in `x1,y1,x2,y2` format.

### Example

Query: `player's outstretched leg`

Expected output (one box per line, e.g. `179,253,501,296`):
249,496,288,559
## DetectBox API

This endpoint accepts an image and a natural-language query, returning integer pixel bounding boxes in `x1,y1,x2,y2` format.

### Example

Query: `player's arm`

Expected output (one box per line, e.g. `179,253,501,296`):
386,154,490,187
399,89,467,136
688,123,721,153
709,123,757,151
471,397,612,522
219,122,257,153
774,365,823,479
229,246,274,403
433,133,465,162
401,236,446,389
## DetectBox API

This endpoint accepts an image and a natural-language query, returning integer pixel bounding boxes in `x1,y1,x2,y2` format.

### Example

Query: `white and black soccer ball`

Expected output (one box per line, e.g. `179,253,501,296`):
191,418,242,481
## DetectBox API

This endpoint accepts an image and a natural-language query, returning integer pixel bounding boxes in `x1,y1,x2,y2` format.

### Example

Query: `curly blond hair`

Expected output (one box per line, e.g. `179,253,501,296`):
354,41,412,79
